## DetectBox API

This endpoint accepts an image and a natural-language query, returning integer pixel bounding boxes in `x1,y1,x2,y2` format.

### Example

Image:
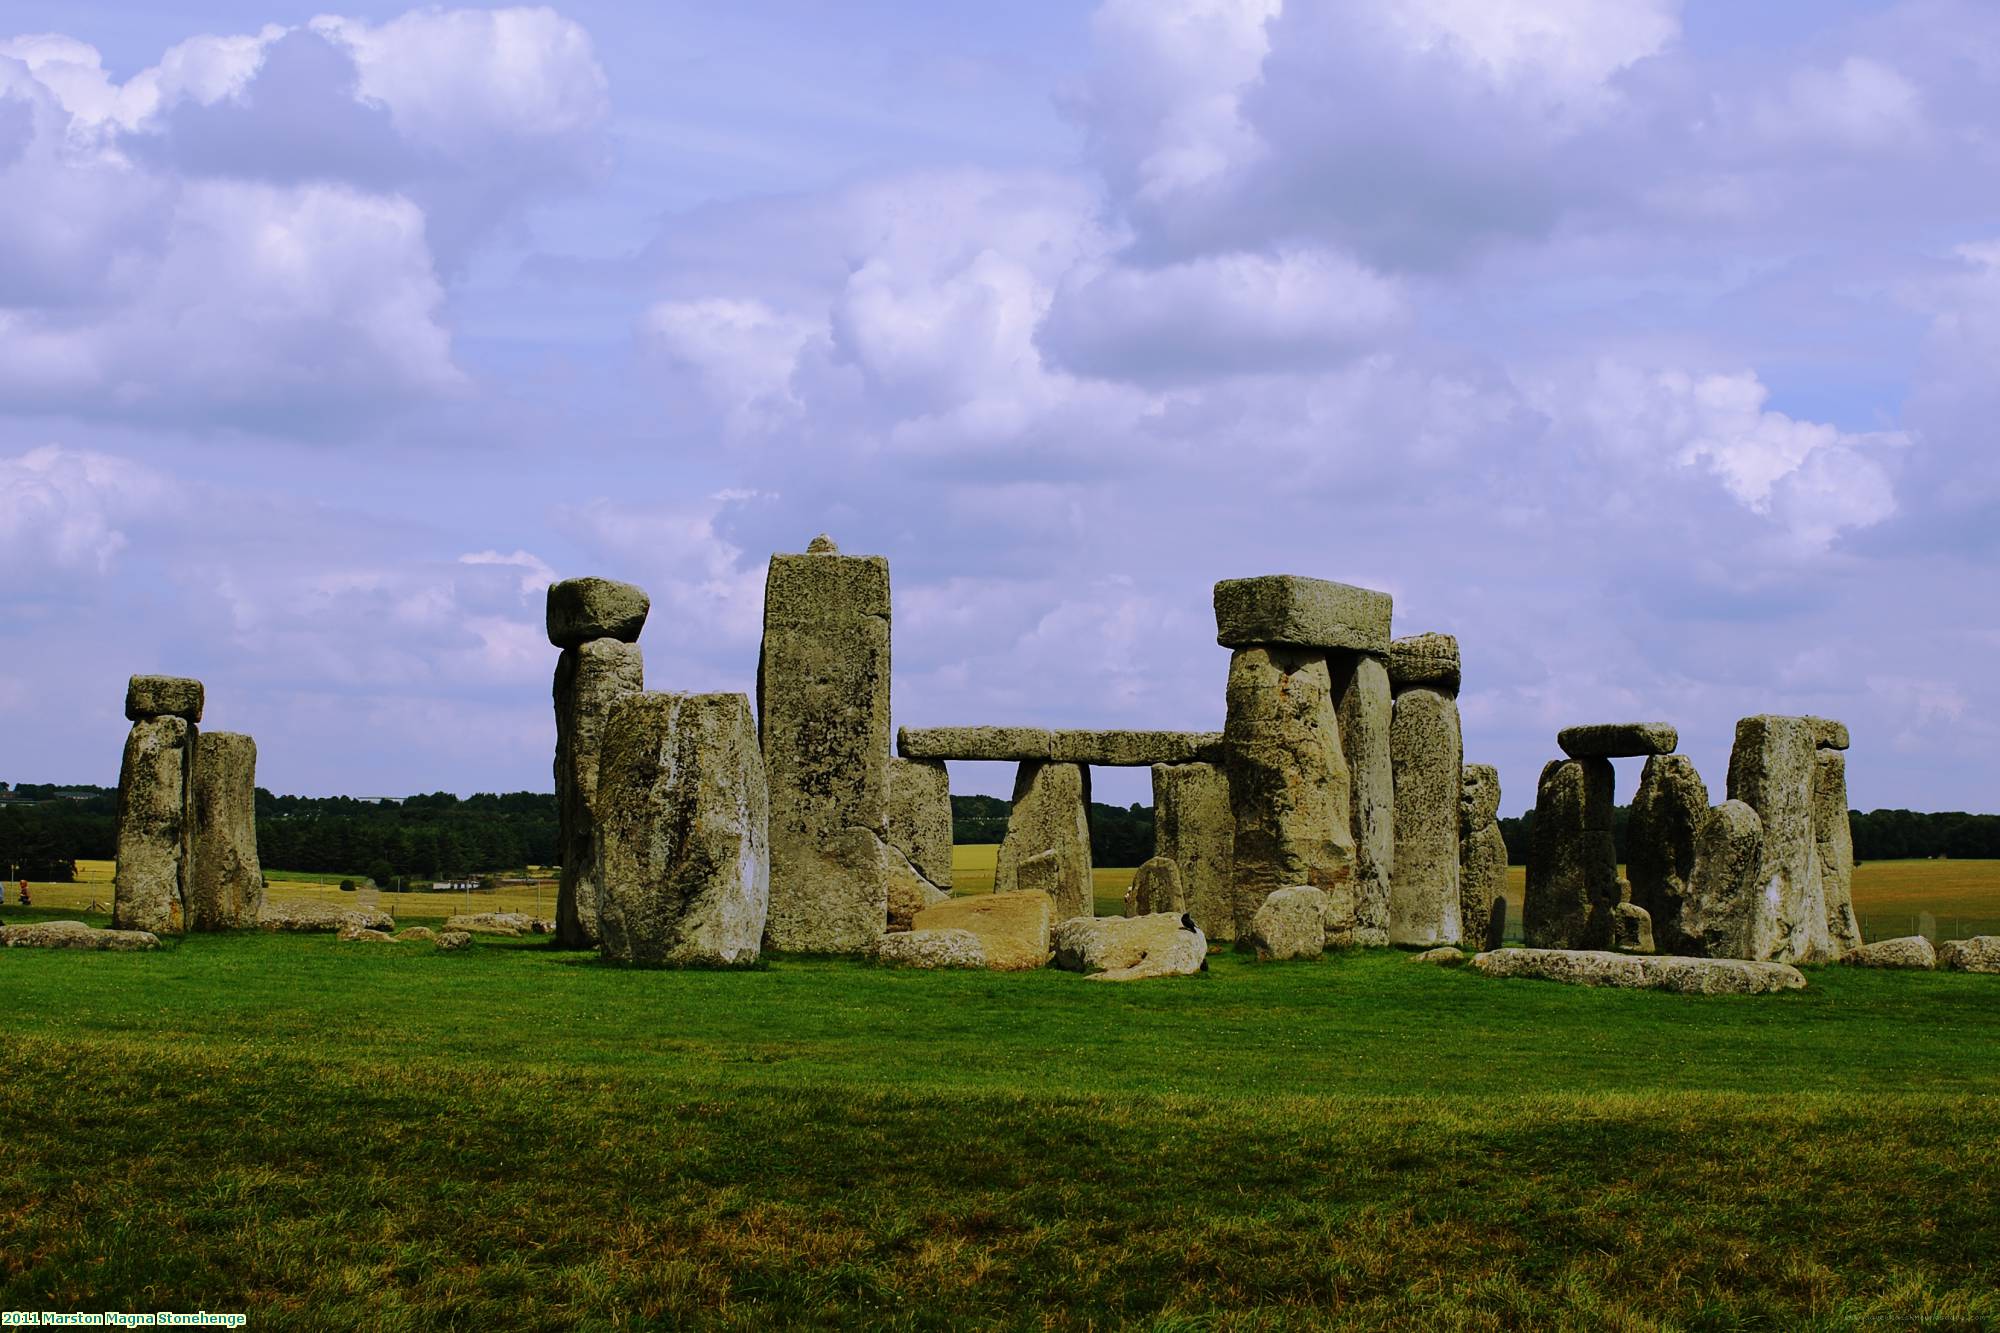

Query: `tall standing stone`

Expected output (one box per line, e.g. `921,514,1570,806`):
887,757,953,891
552,633,646,948
1388,634,1462,947
1332,653,1393,946
758,536,892,953
1222,646,1356,943
113,715,194,935
1812,742,1861,955
1726,714,1834,964
1458,764,1507,951
1627,754,1708,955
188,731,262,930
1524,756,1618,949
1679,800,1766,960
596,692,770,966
994,761,1093,923
1152,761,1236,942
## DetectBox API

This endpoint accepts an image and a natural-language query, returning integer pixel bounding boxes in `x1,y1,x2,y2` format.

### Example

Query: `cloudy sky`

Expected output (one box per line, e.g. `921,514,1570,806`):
2,0,1994,815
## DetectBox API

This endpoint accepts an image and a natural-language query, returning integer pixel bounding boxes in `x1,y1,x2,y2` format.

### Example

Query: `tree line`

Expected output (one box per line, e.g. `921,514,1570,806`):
1493,807,2000,866
951,795,1156,868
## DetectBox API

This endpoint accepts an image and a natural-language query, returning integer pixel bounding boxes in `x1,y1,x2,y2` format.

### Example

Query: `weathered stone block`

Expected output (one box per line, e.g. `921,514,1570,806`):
1470,948,1807,994
125,675,204,723
1248,885,1327,961
258,901,394,933
1557,723,1678,759
1841,936,1935,969
1411,945,1466,967
1627,753,1708,955
897,726,1053,761
1389,685,1462,947
1387,633,1460,694
1152,761,1236,943
1458,764,1508,951
188,731,262,931
994,761,1093,925
113,715,192,935
1051,730,1225,766
885,844,949,932
1938,937,2000,973
545,576,650,648
1124,855,1185,917
1727,714,1834,964
554,637,645,948
1612,901,1655,954
1679,799,1765,960
1523,757,1618,950
1052,913,1207,981
597,692,770,966
912,891,1052,971
1332,652,1393,946
1807,716,1850,751
1,921,160,950
1812,748,1861,955
1213,575,1392,652
887,757,953,889
874,928,987,969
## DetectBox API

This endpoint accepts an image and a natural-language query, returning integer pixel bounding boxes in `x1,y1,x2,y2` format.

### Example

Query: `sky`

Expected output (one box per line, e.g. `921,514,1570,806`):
2,0,1995,817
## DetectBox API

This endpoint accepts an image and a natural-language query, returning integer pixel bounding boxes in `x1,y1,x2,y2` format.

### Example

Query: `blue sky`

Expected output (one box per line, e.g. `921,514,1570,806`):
2,0,1993,817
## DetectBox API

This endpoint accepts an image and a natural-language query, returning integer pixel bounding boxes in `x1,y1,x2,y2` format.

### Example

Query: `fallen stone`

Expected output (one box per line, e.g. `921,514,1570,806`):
545,576,650,648
1052,913,1208,981
436,930,472,951
124,675,204,723
1458,764,1508,951
873,929,987,970
1332,652,1393,946
599,691,770,966
897,726,1053,761
1938,937,2000,973
553,636,645,949
258,900,395,933
1627,754,1709,955
1524,757,1618,950
885,845,950,932
1613,901,1656,954
1679,800,1766,961
1840,936,1936,970
338,926,401,943
443,912,539,937
1386,633,1461,693
1557,723,1678,759
1051,730,1226,766
1807,716,1850,751
912,891,1053,971
113,714,192,936
1225,645,1355,941
1152,761,1236,943
1247,885,1327,961
1125,855,1185,917
188,731,262,931
760,542,891,954
1411,946,1466,967
1726,715,1835,964
994,761,1093,924
1213,575,1392,653
887,758,953,889
1389,679,1462,947
396,927,438,943
1471,948,1807,994
1813,748,1862,956
1,920,160,951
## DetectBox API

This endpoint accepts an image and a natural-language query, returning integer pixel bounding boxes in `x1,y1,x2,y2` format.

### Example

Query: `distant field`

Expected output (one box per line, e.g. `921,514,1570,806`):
16,860,559,921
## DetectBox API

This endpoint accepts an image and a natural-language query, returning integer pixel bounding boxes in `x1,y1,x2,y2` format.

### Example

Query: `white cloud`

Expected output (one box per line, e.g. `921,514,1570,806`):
0,445,174,575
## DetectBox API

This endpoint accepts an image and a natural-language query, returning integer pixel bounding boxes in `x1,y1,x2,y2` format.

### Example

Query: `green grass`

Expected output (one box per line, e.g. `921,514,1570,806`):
2,913,1996,1330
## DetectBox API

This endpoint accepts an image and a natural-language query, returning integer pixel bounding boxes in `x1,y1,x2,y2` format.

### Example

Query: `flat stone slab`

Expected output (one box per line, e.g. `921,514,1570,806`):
258,901,395,933
1558,723,1679,759
898,727,1223,765
1052,913,1207,981
1213,576,1392,653
912,892,1053,971
1471,948,1806,994
873,928,988,969
1841,936,1935,970
1411,946,1467,967
546,577,650,648
2,920,161,950
125,675,203,723
443,912,551,937
1939,937,2000,973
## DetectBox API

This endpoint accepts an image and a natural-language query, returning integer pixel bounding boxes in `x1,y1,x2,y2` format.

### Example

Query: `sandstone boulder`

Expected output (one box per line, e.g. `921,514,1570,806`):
1458,763,1508,951
1627,754,1709,955
1052,913,1207,981
898,727,1054,761
1389,673,1462,947
1938,937,2000,973
1679,800,1766,960
1411,946,1466,967
1841,936,1936,970
1726,715,1835,963
1051,730,1226,766
338,926,401,943
1813,748,1862,955
1125,855,1185,917
1386,632,1461,693
1,920,160,951
259,901,395,933
1471,948,1807,994
1213,575,1392,652
444,912,539,937
124,675,204,723
113,714,192,935
1332,652,1393,946
1524,757,1618,950
553,635,645,948
1152,761,1236,943
1247,885,1327,961
885,845,950,932
396,927,438,943
874,929,987,969
1612,901,1655,954
887,757,953,889
436,929,472,951
188,731,262,930
1556,723,1678,759
1806,716,1850,751
545,576,650,648
994,761,1093,924
911,891,1053,971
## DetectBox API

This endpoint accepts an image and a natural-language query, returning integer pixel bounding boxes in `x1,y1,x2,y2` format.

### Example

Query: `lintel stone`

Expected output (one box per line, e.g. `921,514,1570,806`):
1387,633,1460,693
546,577,650,648
1557,723,1678,759
1213,575,1391,653
125,675,204,723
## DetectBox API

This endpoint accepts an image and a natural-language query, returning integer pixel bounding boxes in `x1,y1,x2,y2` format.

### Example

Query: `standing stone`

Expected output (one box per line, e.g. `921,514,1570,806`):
1331,653,1393,946
1458,764,1508,951
1627,754,1709,955
113,716,193,935
1726,715,1834,964
1612,901,1656,954
1524,757,1618,949
1125,855,1185,917
994,761,1093,925
1487,895,1509,949
1152,761,1236,943
553,636,645,948
1813,747,1861,955
887,757,953,890
1679,799,1766,960
758,538,892,953
1222,646,1356,943
596,692,769,966
187,731,262,930
1388,634,1462,947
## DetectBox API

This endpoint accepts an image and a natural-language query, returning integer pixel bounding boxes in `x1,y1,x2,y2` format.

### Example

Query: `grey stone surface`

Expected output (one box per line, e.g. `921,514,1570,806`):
338,926,401,943
1458,764,1508,951
874,928,987,969
994,761,1094,925
545,576,650,648
553,637,645,949
1412,945,1467,967
1152,761,1236,943
1332,653,1393,947
885,844,949,932
436,929,472,951
1,920,161,950
1213,575,1392,652
124,675,204,723
1247,885,1327,961
1524,757,1618,950
1612,901,1655,953
912,892,1053,971
1052,913,1207,981
1051,730,1226,766
898,726,1052,760
258,901,394,933
113,715,192,935
1471,948,1807,994
188,730,262,931
1678,800,1766,961
759,542,891,954
1627,754,1709,955
886,758,953,890
1016,848,1064,903
1813,749,1862,955
1387,633,1461,694
598,691,771,966
395,927,438,943
1125,855,1185,917
1727,715,1835,964
1938,937,2000,973
1556,723,1678,759
1223,646,1356,943
1389,685,1462,947
1807,716,1851,751
444,911,541,936
1841,936,1936,969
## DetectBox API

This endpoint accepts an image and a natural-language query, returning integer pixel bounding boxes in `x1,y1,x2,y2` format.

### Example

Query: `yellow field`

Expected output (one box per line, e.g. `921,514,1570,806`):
16,860,557,921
